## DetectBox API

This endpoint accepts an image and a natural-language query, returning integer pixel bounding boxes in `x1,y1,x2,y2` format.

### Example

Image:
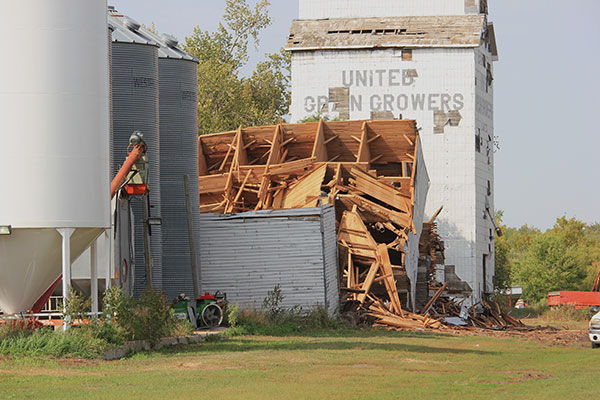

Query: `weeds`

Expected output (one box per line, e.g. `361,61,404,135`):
0,288,193,359
538,305,592,323
0,328,107,359
223,286,350,336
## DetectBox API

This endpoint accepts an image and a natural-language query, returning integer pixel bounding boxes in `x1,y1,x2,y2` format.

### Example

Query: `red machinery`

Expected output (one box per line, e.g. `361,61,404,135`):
547,263,600,308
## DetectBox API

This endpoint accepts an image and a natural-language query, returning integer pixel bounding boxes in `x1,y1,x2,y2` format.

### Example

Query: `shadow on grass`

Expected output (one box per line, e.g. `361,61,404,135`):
219,327,453,340
148,336,494,358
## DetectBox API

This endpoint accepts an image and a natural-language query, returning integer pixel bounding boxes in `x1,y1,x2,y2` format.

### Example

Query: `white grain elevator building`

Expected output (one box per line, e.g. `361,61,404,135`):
287,0,498,299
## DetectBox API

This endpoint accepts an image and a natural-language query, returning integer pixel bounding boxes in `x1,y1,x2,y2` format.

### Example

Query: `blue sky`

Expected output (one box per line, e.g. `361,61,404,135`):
110,0,599,230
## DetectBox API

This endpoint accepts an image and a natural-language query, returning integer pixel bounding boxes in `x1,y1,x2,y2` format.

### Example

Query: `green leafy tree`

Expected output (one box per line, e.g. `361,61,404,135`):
184,0,290,135
511,217,590,302
493,211,511,291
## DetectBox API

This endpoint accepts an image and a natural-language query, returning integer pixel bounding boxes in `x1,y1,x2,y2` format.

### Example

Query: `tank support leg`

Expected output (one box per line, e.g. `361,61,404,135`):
57,228,75,332
105,229,112,292
91,239,98,315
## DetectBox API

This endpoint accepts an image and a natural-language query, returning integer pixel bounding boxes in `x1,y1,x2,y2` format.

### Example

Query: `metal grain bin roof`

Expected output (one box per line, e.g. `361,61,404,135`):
138,27,198,62
108,7,158,46
199,206,339,313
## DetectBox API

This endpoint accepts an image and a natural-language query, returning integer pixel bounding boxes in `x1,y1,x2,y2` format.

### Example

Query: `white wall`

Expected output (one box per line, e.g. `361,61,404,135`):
291,47,490,298
474,46,496,294
299,0,478,19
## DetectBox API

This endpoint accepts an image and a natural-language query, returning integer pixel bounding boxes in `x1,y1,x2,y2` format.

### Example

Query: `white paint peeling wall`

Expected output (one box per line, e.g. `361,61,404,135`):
290,45,492,298
299,0,479,19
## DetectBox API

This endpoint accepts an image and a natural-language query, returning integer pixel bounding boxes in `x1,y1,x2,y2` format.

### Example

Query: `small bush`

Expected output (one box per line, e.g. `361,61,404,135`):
262,285,285,319
226,303,240,327
101,288,178,344
63,289,92,322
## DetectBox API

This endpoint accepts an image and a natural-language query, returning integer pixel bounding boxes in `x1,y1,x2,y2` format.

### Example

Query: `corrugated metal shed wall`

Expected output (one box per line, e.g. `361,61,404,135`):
111,42,162,295
158,58,200,300
199,206,339,313
321,205,339,314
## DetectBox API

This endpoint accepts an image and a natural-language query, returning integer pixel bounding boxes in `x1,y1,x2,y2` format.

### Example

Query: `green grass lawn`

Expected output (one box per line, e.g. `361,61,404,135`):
0,330,595,400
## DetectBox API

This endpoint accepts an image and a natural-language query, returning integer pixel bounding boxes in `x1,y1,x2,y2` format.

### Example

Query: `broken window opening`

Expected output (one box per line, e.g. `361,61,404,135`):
475,131,481,153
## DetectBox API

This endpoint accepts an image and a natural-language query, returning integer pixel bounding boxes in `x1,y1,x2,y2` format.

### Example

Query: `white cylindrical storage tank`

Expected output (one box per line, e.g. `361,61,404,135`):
109,9,162,295
140,27,200,301
0,1,110,313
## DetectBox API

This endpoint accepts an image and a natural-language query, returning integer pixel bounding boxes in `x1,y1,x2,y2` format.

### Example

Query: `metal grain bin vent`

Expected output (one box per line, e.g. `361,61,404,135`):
109,9,162,295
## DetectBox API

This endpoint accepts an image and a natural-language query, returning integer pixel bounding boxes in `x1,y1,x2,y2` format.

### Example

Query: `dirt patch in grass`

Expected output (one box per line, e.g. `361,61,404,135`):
172,362,242,371
478,372,552,385
57,358,100,368
456,327,588,347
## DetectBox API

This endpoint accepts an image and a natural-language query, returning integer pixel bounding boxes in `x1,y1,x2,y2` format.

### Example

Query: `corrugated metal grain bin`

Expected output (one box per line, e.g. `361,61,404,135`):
199,206,339,314
140,27,201,300
109,8,162,294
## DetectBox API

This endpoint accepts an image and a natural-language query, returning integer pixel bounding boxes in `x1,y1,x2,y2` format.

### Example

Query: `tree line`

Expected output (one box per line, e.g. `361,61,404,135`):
495,213,600,303
183,0,290,135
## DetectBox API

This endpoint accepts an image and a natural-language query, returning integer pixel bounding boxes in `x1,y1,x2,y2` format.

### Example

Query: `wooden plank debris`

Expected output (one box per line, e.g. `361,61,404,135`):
197,119,462,332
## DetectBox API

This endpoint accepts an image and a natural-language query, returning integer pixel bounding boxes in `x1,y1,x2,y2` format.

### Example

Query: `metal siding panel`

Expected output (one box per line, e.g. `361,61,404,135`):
321,205,339,314
199,206,336,312
158,58,200,301
111,42,162,295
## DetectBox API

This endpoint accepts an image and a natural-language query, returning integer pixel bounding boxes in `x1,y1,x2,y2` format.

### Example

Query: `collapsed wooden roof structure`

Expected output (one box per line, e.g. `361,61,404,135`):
197,120,431,325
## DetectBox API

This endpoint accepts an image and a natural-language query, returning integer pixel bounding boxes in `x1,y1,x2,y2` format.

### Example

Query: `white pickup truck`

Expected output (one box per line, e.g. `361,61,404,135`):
591,310,600,348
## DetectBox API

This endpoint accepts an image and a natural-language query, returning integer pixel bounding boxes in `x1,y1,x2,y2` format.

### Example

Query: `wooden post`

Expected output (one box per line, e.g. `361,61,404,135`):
184,175,200,299
142,194,153,290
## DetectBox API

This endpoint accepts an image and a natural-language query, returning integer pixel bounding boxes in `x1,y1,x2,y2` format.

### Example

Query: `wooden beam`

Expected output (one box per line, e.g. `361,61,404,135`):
311,119,329,162
324,135,338,145
218,128,239,172
369,154,384,164
377,244,403,314
357,262,380,304
243,139,257,149
421,283,448,315
226,169,252,214
197,138,208,176
367,134,382,144
428,206,444,224
231,126,248,171
357,121,371,164
255,124,283,209
348,167,412,215
281,164,327,209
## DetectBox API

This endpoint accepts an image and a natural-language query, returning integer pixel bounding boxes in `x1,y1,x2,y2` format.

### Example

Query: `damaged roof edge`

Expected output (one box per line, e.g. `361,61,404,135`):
285,43,480,52
287,15,487,51
200,205,334,220
487,23,499,61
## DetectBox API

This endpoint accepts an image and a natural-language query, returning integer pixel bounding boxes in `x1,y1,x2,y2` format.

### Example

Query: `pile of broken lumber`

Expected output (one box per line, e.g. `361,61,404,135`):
198,120,442,330
425,291,525,329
